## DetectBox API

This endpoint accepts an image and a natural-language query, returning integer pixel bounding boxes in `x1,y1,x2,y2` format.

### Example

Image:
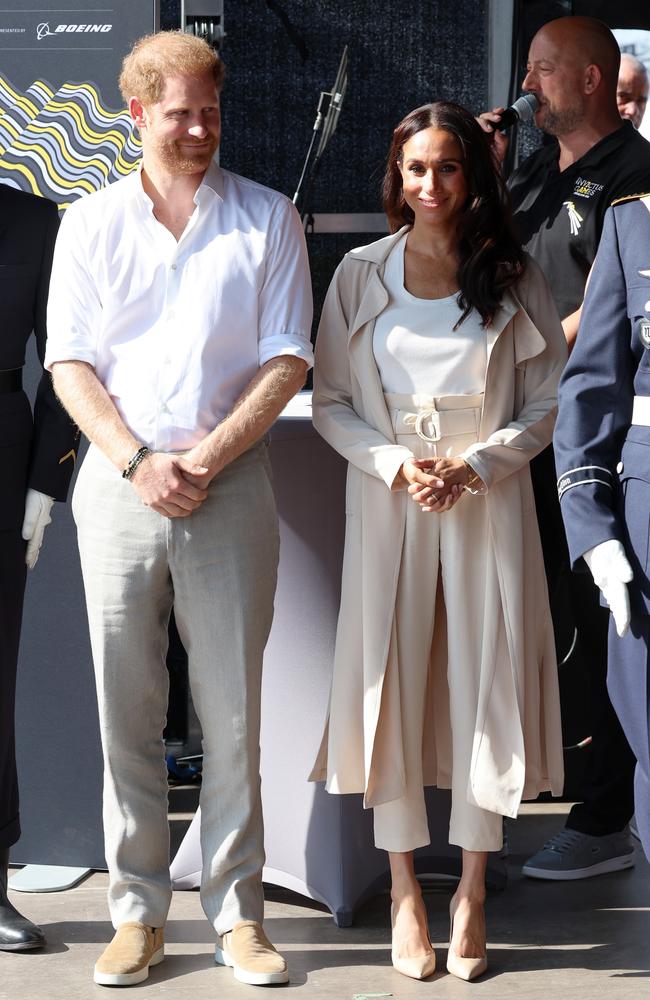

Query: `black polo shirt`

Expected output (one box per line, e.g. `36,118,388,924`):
508,121,650,320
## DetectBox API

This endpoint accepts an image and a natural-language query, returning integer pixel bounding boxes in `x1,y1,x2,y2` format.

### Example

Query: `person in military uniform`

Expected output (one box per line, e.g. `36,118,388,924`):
554,191,650,860
0,183,77,950
479,16,650,880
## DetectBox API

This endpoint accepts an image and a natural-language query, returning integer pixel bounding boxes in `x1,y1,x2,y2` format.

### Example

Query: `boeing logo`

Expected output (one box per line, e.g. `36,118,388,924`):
37,22,113,41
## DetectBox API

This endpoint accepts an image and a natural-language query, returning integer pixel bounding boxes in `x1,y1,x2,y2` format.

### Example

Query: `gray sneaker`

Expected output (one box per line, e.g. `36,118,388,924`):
522,828,635,880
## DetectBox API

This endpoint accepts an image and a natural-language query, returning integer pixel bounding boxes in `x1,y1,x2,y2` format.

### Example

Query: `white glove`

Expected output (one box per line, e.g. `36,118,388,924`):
21,489,54,570
583,539,633,638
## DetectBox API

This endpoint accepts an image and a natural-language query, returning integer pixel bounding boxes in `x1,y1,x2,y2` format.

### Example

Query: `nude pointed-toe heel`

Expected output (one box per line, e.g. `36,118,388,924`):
446,899,488,982
390,903,436,981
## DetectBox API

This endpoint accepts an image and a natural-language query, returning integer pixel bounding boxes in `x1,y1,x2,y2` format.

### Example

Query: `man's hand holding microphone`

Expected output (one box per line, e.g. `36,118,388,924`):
476,93,539,166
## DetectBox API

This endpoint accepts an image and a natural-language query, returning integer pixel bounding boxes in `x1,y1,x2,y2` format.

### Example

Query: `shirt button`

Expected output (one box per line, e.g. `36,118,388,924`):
616,461,624,474
171,263,177,271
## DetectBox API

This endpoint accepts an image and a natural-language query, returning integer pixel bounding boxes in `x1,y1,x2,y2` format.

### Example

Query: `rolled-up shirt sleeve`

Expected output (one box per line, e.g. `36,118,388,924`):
258,197,314,368
45,201,102,371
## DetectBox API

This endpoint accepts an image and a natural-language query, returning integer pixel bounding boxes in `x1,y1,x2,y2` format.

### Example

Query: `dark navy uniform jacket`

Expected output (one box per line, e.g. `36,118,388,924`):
0,184,77,527
554,195,650,615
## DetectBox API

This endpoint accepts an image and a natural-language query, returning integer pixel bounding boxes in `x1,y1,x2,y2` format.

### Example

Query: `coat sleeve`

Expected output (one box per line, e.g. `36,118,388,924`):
460,259,568,489
28,198,79,501
312,258,415,489
553,206,635,567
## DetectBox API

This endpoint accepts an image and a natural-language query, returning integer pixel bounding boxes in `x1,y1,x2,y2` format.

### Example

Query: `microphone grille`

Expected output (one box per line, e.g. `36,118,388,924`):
512,93,539,123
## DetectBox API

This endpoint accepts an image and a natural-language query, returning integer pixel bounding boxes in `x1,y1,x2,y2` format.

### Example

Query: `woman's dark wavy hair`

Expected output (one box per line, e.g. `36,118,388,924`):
382,101,526,328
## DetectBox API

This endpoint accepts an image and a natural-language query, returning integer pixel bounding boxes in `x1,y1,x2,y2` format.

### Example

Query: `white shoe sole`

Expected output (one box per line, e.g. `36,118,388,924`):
93,945,164,986
214,945,289,985
522,853,635,880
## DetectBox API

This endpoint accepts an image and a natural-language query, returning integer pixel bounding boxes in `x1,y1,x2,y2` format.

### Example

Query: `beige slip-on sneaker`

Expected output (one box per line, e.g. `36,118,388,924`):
215,920,289,985
94,922,164,986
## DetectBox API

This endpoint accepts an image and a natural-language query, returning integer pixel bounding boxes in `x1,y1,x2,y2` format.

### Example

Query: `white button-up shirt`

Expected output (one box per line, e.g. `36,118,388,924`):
45,161,313,451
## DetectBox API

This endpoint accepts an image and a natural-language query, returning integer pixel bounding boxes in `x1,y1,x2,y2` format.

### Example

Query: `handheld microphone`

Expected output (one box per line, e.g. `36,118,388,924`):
496,93,539,131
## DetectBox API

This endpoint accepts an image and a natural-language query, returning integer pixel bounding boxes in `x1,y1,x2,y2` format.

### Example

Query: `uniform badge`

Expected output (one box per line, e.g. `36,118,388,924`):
640,321,650,349
563,200,583,235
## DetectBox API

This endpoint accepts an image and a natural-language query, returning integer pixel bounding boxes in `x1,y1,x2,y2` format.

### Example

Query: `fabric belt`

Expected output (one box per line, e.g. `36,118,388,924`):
385,392,482,442
632,395,650,426
0,368,22,394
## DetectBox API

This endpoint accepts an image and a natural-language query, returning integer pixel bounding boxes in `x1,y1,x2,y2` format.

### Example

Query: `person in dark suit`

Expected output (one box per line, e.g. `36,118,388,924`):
0,183,77,950
554,192,650,861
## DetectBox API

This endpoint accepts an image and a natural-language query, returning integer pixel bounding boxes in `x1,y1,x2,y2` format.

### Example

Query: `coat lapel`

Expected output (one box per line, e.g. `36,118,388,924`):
349,266,388,342
486,297,518,364
487,290,546,367
346,233,403,444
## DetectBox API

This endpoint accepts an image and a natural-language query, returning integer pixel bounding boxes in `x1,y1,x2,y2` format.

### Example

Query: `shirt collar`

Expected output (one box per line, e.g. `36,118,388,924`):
539,121,635,173
128,156,224,210
193,157,224,206
571,121,635,169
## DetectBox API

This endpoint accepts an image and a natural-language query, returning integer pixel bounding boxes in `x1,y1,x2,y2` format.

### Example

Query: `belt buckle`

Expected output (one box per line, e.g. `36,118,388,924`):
414,409,441,442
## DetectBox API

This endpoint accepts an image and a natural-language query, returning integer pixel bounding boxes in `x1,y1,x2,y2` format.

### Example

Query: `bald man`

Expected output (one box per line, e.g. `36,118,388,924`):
479,17,650,882
617,53,648,130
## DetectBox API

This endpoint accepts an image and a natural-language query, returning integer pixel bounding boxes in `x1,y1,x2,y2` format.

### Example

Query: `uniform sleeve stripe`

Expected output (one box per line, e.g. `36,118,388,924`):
558,477,612,500
556,465,612,488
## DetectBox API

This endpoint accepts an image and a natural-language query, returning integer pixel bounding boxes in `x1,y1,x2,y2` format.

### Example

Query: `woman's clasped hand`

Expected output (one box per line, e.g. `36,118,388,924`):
399,456,468,511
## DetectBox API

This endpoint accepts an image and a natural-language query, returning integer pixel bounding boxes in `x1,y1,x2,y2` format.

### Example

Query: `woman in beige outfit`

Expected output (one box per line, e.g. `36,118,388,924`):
310,103,566,981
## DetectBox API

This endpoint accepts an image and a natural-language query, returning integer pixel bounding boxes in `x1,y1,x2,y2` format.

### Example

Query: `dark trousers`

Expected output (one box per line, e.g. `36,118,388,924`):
606,616,650,859
532,446,635,836
565,572,636,834
0,529,27,849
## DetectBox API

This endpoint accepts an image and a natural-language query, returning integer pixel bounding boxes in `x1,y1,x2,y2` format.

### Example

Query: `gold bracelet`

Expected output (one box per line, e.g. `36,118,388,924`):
463,460,483,491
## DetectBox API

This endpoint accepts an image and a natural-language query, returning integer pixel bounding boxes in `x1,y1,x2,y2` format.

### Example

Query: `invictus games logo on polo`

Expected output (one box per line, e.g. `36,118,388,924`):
573,177,605,199
36,22,113,41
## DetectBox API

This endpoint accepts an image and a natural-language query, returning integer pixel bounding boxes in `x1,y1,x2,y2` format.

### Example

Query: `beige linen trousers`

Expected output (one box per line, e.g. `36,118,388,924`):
73,442,279,935
309,228,567,848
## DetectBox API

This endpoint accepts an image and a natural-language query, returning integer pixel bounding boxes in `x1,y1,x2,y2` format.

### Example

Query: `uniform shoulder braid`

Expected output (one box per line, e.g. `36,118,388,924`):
611,191,650,207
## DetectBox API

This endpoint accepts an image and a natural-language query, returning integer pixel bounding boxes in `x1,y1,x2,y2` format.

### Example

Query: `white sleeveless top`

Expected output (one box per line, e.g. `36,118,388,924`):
372,232,487,396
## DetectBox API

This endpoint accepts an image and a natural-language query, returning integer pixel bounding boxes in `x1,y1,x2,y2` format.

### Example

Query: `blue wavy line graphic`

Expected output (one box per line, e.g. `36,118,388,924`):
0,74,141,208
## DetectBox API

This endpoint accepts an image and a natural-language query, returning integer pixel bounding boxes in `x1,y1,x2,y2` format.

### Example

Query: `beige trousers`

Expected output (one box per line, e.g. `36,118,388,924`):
373,393,504,854
72,442,279,935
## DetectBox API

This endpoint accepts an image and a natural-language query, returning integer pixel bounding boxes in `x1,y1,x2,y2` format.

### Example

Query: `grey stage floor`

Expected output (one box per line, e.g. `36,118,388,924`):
1,802,649,999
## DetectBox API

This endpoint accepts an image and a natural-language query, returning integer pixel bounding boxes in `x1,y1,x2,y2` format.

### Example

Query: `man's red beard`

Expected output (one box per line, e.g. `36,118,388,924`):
153,136,219,174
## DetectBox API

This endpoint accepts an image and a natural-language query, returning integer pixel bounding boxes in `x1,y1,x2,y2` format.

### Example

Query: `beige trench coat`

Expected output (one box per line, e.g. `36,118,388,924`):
309,228,567,819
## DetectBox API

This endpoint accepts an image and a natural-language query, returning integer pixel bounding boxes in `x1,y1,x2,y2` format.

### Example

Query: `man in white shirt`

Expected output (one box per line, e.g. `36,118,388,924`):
46,32,313,988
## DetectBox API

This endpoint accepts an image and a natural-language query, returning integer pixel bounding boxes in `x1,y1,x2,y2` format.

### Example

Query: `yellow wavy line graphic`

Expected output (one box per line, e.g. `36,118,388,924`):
0,78,39,117
0,76,142,205
0,118,19,139
59,82,127,122
3,141,98,193
28,113,126,146
15,130,113,176
0,159,40,193
43,99,129,145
